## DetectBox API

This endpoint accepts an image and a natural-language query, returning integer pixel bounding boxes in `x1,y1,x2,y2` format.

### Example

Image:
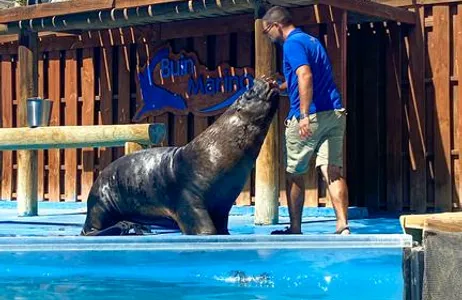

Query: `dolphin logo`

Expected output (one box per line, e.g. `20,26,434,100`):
133,47,187,121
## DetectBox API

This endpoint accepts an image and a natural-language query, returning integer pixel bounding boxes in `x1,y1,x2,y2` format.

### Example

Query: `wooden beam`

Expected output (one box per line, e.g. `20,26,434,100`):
0,27,155,55
17,30,38,217
0,31,79,45
424,218,462,233
401,211,462,243
0,124,165,151
114,0,184,9
254,19,279,225
373,0,462,6
400,212,462,230
317,0,417,24
370,0,414,7
0,0,114,24
419,0,462,4
1,0,254,37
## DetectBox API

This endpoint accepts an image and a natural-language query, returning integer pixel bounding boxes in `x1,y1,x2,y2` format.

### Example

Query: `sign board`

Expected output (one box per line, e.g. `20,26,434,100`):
134,44,255,121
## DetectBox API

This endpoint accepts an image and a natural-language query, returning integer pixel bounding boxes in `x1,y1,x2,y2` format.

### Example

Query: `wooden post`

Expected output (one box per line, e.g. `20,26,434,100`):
254,18,279,225
124,142,145,155
17,30,38,217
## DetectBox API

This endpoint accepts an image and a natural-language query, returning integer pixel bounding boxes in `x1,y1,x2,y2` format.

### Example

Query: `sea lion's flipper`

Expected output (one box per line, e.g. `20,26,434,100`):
80,221,151,236
175,191,217,235
210,207,231,235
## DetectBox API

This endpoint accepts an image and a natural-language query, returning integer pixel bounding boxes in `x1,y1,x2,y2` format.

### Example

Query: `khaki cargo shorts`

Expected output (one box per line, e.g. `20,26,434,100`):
283,108,347,175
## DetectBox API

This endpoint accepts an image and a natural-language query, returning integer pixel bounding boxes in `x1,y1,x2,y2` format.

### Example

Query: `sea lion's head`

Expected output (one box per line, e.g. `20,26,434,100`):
233,76,280,121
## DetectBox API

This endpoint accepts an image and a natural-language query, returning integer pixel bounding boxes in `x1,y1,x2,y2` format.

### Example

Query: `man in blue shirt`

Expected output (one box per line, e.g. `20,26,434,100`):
262,6,350,234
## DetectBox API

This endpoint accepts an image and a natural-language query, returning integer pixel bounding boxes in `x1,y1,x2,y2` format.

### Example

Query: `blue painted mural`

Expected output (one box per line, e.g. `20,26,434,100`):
133,45,255,121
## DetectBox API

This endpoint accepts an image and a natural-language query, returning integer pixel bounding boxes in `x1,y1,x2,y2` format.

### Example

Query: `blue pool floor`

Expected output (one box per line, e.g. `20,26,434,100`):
0,201,404,237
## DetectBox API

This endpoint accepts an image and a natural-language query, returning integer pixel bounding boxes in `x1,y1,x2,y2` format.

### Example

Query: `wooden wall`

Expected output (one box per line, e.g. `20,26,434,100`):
347,2,462,213
424,3,462,212
0,3,460,213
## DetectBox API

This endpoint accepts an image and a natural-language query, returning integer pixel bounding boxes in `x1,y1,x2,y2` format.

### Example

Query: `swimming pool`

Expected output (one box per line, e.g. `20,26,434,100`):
0,234,411,299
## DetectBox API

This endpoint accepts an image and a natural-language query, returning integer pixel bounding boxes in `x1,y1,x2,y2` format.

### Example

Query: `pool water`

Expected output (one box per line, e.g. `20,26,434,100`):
0,235,409,299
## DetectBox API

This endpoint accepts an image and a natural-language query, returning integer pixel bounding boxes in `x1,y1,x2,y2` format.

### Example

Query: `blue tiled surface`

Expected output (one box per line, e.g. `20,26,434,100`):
230,205,369,218
0,201,403,237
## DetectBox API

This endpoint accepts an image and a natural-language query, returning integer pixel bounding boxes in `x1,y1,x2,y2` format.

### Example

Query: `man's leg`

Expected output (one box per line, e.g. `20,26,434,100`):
285,172,305,234
316,108,349,234
272,116,318,235
319,165,349,234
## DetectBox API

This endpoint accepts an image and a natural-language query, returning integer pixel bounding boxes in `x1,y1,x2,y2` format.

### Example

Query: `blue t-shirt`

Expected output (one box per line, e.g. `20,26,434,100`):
283,28,343,119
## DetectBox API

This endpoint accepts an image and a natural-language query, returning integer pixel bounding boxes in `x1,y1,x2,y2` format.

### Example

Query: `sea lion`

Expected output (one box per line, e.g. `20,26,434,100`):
80,76,280,236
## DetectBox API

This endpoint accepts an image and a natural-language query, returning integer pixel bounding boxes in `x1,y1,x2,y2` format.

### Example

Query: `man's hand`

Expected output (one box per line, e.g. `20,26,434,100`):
299,117,312,139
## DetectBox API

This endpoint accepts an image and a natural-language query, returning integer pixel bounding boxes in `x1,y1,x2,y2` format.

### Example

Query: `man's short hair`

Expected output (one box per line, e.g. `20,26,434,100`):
262,6,293,26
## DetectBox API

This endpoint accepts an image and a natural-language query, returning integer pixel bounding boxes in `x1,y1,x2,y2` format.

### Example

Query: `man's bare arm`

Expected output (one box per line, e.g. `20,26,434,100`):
296,65,313,116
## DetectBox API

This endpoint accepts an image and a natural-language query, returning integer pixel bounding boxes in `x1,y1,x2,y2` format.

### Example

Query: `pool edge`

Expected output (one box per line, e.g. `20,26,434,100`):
0,234,413,251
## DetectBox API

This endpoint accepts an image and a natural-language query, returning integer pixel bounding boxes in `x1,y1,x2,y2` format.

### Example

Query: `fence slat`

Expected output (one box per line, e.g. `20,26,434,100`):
1,56,13,201
171,39,189,147
406,8,427,213
192,36,209,139
117,45,131,156
173,115,188,146
47,51,60,202
13,56,19,200
99,44,113,170
458,4,462,209
81,48,95,202
425,16,435,210
386,23,404,212
37,54,45,201
361,25,382,211
234,31,253,206
135,42,147,126
64,50,78,202
432,6,452,212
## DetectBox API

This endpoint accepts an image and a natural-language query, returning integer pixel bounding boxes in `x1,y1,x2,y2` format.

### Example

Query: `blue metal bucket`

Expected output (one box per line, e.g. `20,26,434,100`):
26,97,53,128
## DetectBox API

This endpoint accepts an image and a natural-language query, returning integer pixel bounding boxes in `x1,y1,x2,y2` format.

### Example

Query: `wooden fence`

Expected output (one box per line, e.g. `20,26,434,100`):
346,2,462,213
0,3,460,213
